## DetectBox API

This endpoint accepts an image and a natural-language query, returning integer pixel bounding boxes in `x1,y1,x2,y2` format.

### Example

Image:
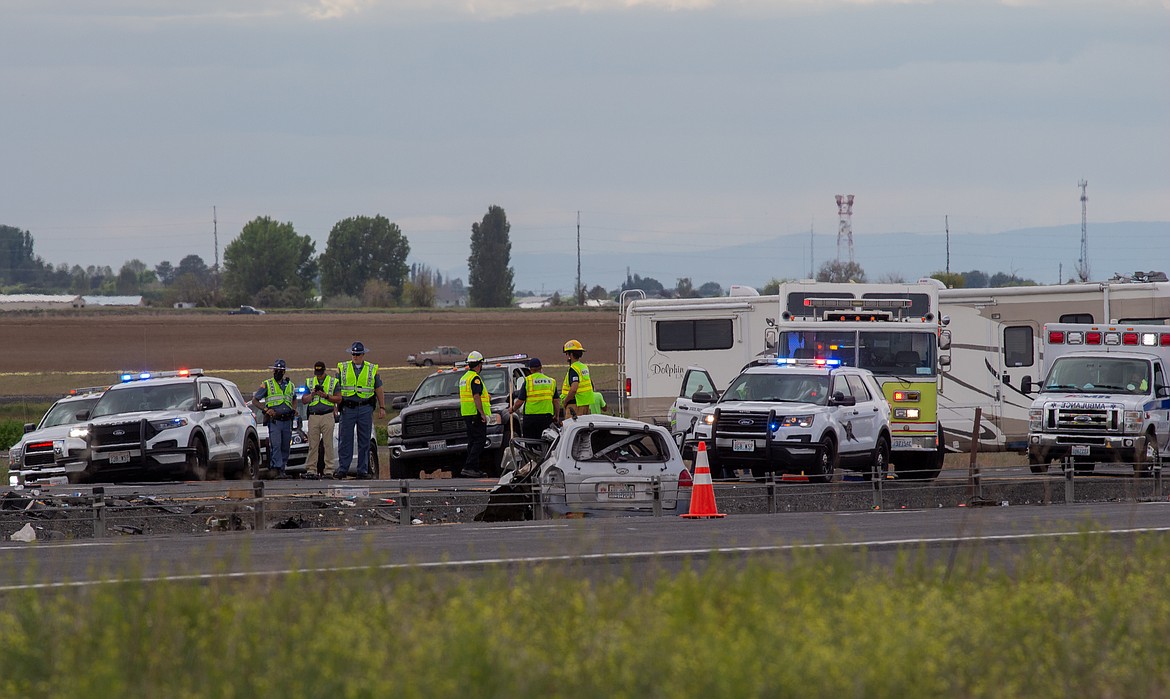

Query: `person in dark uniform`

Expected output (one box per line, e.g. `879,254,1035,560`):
511,357,561,440
253,359,296,478
458,351,489,477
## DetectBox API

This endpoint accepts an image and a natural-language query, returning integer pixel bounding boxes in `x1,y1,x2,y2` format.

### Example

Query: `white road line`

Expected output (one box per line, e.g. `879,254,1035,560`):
3,524,1169,592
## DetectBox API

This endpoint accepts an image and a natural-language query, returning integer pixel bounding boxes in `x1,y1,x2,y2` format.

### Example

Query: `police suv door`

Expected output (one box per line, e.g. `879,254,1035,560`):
829,373,869,458
670,367,716,440
197,380,233,461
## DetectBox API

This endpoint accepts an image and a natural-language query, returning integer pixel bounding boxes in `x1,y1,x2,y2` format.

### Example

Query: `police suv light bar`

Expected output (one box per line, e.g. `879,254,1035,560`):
68,385,110,396
769,357,842,367
453,353,529,369
119,368,203,382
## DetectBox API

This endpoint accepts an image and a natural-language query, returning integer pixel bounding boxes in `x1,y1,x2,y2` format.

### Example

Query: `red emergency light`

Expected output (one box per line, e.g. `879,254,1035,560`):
1161,333,1170,346
1048,330,1064,344
1085,332,1102,345
624,377,631,398
1122,332,1139,346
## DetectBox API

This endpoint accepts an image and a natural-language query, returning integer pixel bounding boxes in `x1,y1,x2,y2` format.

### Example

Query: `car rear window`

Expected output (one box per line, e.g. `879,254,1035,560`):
572,429,669,463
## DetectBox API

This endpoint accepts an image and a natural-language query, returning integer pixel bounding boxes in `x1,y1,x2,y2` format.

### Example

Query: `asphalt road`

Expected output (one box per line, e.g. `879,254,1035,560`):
4,500,1169,591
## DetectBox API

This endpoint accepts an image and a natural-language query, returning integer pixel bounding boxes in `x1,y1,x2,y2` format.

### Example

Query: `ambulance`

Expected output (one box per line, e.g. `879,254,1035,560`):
1023,323,1170,473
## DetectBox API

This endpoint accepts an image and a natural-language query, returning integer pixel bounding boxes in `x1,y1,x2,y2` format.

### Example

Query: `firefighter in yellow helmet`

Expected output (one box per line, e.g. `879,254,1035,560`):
561,339,595,419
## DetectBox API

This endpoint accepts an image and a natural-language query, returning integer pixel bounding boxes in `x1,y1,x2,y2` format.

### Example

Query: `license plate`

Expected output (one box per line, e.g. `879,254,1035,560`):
733,439,755,453
1071,444,1091,456
427,440,445,451
109,451,131,464
891,437,913,450
606,483,636,500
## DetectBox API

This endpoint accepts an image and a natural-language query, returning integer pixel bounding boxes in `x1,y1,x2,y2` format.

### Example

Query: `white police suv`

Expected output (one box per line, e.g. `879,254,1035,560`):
65,369,263,482
690,358,893,482
9,386,108,486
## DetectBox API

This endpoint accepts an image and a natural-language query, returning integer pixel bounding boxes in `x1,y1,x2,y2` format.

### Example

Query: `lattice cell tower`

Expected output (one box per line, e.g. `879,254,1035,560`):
1076,180,1090,282
835,194,855,263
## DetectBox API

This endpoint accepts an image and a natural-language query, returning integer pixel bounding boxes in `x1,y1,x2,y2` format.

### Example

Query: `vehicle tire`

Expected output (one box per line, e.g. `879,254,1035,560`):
811,435,837,484
422,359,433,367
368,440,380,479
1028,453,1049,475
1135,432,1159,477
186,435,209,481
238,437,261,480
869,435,890,481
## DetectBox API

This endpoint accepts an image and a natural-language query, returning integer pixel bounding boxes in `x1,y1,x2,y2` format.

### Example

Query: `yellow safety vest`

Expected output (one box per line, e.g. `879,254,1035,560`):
304,375,339,408
338,361,378,399
523,372,557,415
562,361,594,407
459,369,490,417
264,378,295,410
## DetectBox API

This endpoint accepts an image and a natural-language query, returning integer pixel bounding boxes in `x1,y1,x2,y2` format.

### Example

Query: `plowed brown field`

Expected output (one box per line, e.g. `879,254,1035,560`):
1,309,619,376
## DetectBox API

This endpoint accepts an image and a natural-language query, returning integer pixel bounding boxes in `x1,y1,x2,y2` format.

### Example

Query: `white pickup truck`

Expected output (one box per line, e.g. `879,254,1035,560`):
1024,323,1170,473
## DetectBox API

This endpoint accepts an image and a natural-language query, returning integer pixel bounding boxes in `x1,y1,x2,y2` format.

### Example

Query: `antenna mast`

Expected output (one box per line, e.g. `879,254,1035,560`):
809,219,815,279
576,211,582,305
835,194,854,263
1076,180,1089,282
945,215,950,275
213,206,220,273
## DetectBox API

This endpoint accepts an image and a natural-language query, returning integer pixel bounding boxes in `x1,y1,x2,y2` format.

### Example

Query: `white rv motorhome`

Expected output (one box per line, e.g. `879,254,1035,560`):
618,288,778,424
937,274,1170,453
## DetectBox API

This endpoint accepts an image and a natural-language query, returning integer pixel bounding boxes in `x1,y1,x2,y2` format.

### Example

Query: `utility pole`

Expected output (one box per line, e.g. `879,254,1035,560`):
1076,180,1090,282
835,195,855,263
576,211,582,305
809,220,815,279
945,215,950,275
213,206,220,291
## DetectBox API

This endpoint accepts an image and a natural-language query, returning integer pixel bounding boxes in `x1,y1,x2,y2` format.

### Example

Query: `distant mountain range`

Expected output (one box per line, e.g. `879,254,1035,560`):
493,221,1169,294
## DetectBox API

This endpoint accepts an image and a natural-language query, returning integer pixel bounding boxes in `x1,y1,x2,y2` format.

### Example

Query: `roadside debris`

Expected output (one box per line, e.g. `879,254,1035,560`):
10,523,37,542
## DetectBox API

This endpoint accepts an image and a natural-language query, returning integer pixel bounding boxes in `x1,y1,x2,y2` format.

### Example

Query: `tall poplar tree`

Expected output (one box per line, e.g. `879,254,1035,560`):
467,205,514,307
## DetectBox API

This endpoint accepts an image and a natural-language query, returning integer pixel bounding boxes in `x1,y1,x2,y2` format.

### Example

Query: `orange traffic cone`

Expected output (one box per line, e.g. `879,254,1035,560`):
681,441,726,519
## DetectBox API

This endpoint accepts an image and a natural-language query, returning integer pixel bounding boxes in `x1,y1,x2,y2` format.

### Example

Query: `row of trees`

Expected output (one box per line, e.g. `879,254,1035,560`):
0,207,516,308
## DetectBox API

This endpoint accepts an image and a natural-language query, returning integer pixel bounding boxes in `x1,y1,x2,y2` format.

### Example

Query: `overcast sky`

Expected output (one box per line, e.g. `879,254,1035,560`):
2,0,1167,291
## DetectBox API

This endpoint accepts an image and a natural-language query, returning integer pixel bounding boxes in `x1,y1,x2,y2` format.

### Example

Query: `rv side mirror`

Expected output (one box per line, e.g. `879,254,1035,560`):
691,391,715,403
940,315,951,327
391,395,407,410
23,422,36,433
1157,386,1170,398
938,329,952,351
1021,376,1033,394
938,355,951,369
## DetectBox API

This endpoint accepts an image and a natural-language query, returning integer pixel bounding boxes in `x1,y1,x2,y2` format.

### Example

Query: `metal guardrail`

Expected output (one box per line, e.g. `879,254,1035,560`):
2,452,1166,540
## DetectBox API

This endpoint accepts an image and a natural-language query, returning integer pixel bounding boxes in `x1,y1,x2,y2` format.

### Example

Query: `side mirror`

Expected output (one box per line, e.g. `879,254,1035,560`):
75,410,90,420
939,329,952,350
23,422,36,433
938,355,951,369
691,391,715,403
391,395,407,410
829,392,856,407
199,397,224,410
1021,376,1033,394
1157,386,1170,398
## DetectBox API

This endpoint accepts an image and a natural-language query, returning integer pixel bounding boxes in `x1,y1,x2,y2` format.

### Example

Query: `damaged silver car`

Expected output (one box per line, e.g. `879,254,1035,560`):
480,415,693,520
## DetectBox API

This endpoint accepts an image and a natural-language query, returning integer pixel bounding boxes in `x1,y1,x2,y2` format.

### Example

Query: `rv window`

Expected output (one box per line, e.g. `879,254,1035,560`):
861,293,933,317
1003,326,1034,368
786,292,852,317
656,319,734,352
1059,313,1094,324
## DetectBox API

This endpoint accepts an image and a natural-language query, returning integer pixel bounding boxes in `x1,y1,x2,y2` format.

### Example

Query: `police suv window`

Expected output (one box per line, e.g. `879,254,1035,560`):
831,375,852,399
210,381,235,407
656,319,734,351
1003,326,1034,368
198,382,216,403
845,374,872,402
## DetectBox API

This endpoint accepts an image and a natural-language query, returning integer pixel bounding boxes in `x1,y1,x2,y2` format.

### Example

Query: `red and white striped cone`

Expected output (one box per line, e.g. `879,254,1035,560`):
681,441,726,519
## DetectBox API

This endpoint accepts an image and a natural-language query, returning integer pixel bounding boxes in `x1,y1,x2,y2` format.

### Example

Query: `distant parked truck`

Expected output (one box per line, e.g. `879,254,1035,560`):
406,345,463,366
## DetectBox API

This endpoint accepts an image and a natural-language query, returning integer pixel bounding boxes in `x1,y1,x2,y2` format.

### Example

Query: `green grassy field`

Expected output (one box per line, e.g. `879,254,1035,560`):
1,532,1167,698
